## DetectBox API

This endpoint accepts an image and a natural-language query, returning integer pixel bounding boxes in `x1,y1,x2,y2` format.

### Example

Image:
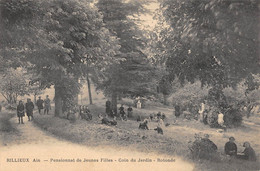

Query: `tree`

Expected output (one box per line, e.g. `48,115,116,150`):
0,68,29,104
0,0,120,116
97,0,157,112
156,0,259,97
158,75,172,105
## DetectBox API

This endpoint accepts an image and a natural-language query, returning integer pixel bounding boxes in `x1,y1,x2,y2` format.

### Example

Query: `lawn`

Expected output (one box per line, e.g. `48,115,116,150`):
32,103,260,171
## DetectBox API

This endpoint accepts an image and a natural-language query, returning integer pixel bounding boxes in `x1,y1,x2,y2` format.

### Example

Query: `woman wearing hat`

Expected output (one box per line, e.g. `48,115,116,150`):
17,100,25,124
237,142,257,161
224,137,237,156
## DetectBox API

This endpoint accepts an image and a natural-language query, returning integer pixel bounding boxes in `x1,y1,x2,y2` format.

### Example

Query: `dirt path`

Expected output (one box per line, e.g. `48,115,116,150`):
0,114,194,171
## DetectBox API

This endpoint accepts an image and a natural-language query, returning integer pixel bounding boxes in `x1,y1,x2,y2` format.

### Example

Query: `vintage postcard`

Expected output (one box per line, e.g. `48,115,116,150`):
0,0,259,170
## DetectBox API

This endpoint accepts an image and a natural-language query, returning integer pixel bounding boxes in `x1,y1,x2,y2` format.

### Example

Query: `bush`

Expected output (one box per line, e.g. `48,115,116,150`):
224,107,243,128
206,105,243,128
5,104,17,111
207,107,219,128
189,134,219,161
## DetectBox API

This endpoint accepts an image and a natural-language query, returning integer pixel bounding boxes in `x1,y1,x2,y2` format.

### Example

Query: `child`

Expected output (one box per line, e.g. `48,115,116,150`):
139,120,149,130
17,100,25,124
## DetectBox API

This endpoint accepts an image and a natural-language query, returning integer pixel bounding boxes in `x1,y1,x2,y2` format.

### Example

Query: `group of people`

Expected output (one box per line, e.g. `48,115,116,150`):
190,134,257,162
105,100,133,121
173,100,227,129
225,136,257,161
36,95,51,115
98,113,117,126
79,105,92,120
16,98,34,124
16,95,51,124
139,111,166,135
118,104,133,121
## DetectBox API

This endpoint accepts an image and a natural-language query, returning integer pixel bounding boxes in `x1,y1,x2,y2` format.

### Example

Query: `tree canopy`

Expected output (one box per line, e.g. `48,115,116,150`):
0,0,120,115
97,0,158,99
156,0,259,88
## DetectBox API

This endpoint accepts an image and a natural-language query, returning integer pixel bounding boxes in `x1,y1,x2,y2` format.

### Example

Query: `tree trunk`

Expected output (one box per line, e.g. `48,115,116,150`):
54,85,62,117
111,91,117,114
163,94,167,105
86,73,93,105
74,76,79,105
34,93,37,104
118,92,123,100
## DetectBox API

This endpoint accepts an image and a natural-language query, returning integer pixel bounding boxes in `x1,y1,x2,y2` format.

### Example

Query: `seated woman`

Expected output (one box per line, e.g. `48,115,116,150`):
127,106,133,118
84,106,92,120
154,126,163,135
237,142,257,161
149,114,154,121
98,114,117,126
157,112,162,119
201,134,218,152
110,116,117,126
139,120,149,130
225,137,237,156
161,113,166,120
98,114,110,125
79,105,85,119
154,118,164,135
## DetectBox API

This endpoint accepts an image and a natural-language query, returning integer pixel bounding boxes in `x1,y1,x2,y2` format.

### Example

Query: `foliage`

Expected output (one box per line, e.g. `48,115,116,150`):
223,106,243,128
96,0,158,99
156,0,259,88
0,0,120,114
169,81,209,107
189,134,219,160
0,68,29,104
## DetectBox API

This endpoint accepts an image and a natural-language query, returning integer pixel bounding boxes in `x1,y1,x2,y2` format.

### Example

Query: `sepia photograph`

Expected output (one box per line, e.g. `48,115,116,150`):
0,0,259,170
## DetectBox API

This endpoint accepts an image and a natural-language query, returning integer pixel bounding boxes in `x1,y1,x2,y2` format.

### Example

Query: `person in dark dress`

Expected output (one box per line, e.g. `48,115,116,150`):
139,120,149,130
157,111,162,119
175,104,181,117
119,104,126,120
44,95,51,115
105,100,111,116
110,117,117,126
127,106,133,118
36,96,44,114
154,126,163,135
149,114,154,121
84,106,92,120
237,142,257,161
201,134,218,152
17,100,25,124
224,137,237,156
98,114,117,126
25,98,34,121
111,110,116,118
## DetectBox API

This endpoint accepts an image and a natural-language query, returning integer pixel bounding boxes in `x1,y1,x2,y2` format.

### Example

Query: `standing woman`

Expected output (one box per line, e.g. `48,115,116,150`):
25,98,34,121
17,100,25,124
44,95,51,115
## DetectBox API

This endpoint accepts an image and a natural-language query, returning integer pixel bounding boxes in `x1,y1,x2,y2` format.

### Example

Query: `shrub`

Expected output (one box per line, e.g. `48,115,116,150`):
207,107,219,128
206,105,243,128
189,134,219,161
5,104,17,111
224,107,243,128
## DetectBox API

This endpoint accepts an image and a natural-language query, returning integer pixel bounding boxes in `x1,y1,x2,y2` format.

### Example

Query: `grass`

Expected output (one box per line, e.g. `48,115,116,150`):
0,112,16,132
33,104,260,171
0,111,20,146
33,105,188,157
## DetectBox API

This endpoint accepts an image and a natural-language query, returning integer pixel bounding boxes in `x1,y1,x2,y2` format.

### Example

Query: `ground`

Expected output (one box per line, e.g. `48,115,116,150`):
0,110,193,171
0,99,260,171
